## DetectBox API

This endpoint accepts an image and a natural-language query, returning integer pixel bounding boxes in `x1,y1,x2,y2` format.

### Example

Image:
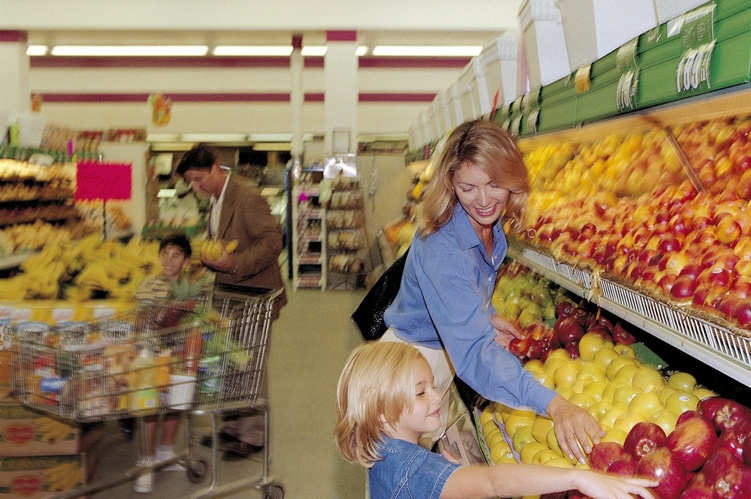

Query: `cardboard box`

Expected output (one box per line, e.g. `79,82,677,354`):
479,33,521,108
519,0,570,88
655,0,707,23
0,400,79,457
558,0,657,70
0,454,84,498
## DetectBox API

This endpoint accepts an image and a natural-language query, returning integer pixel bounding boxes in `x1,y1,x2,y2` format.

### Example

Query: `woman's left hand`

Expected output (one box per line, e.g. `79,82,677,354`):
546,395,604,464
490,314,524,349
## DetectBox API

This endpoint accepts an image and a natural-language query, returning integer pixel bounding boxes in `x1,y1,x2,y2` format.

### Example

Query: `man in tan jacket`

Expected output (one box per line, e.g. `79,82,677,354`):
177,144,286,459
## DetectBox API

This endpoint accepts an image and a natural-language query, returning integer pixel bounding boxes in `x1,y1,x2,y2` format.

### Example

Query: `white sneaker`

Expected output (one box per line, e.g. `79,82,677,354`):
133,458,154,494
155,448,185,472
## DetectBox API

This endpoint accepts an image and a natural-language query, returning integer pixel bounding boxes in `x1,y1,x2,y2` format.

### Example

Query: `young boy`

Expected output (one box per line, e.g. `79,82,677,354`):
335,342,657,499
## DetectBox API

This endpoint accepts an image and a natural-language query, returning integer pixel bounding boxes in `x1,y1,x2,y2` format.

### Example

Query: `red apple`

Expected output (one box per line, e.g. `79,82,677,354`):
607,456,636,476
698,398,751,434
509,337,529,358
636,447,688,499
677,411,700,426
625,422,668,461
671,275,698,302
554,317,585,346
679,264,703,281
586,324,612,342
666,415,716,471
713,420,751,463
679,473,714,499
556,301,575,319
612,323,636,345
565,341,580,359
744,432,751,465
704,448,739,481
589,442,630,472
706,454,751,498
733,302,751,328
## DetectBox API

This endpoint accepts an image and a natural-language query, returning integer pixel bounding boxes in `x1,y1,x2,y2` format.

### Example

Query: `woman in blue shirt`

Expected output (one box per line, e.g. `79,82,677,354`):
384,120,603,463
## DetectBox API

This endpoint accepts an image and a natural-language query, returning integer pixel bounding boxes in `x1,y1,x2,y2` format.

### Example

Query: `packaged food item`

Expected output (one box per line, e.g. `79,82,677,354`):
0,454,85,496
184,324,203,376
128,348,158,413
198,356,222,394
0,399,79,456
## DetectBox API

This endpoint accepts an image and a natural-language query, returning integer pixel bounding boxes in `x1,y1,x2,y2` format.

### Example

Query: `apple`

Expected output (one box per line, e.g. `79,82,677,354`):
555,317,585,346
704,448,739,481
556,301,575,319
612,323,636,345
565,341,580,359
636,447,688,499
667,415,716,471
624,422,668,460
589,441,629,471
713,420,751,462
671,275,698,303
706,452,751,498
676,411,700,426
698,397,751,434
666,392,700,417
607,456,637,476
679,473,714,499
668,373,697,393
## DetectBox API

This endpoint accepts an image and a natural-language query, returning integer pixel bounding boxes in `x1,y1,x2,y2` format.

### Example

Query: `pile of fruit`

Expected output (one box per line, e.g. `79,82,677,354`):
480,331,722,482
0,235,162,301
517,113,751,329
588,396,751,498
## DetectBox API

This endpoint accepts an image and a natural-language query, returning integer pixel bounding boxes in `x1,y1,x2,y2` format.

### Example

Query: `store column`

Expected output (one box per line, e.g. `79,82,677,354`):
290,34,304,165
324,31,358,155
0,31,30,127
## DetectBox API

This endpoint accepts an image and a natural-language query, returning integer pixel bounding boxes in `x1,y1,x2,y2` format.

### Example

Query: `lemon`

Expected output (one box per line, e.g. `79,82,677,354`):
520,441,547,464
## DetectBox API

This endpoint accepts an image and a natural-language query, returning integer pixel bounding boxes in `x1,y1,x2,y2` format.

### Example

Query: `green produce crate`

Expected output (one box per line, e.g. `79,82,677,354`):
576,67,624,124
637,30,751,109
538,98,578,132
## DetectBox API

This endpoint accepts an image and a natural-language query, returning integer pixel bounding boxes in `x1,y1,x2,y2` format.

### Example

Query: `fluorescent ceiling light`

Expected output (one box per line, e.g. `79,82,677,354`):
254,143,292,151
147,133,181,142
27,45,48,56
51,45,208,56
301,45,326,56
356,46,369,56
372,45,482,57
212,45,292,56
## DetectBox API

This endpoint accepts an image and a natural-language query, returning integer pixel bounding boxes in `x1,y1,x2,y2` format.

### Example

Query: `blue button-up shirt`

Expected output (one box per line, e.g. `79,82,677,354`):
384,203,556,415
369,437,459,499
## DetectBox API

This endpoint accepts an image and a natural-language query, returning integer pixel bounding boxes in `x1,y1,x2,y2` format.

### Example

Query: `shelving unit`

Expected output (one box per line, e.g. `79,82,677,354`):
291,182,326,290
508,242,751,387
326,176,368,290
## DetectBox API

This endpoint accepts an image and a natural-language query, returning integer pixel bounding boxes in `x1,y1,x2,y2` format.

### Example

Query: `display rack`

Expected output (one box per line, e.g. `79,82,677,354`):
291,180,326,290
507,242,751,388
326,176,368,290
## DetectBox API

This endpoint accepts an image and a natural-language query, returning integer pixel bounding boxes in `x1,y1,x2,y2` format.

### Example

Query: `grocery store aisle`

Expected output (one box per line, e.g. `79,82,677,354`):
89,286,367,498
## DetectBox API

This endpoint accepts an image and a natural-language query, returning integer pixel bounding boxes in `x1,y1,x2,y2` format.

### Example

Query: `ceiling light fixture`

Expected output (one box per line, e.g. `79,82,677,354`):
26,45,48,56
51,45,209,56
301,45,326,56
371,45,482,57
355,46,369,56
212,45,292,56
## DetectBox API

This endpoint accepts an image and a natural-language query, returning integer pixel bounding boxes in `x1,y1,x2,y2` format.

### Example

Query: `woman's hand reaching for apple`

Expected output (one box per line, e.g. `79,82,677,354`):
547,395,605,464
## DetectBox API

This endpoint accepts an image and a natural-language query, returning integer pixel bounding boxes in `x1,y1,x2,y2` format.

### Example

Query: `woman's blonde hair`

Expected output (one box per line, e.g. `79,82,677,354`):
335,342,424,467
419,120,529,236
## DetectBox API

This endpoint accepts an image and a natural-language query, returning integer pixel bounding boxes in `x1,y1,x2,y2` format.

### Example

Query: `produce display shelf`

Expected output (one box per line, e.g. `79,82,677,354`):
506,244,589,300
508,243,751,388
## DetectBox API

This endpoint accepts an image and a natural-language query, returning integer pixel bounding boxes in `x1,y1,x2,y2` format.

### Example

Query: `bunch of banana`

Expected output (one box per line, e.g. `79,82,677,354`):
36,417,75,444
42,460,83,492
195,238,239,261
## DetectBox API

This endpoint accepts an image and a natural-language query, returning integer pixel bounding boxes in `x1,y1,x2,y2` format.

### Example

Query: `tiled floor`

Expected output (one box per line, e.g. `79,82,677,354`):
89,285,367,498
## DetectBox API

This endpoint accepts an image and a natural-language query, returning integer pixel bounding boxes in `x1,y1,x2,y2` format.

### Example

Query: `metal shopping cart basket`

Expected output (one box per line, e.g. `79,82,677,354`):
10,286,284,499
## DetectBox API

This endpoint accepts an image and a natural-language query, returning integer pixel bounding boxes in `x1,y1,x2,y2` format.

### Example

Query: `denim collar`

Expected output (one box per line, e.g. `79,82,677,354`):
449,202,503,251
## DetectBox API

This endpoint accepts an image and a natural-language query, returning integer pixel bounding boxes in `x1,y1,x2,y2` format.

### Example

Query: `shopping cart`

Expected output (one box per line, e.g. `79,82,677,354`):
10,286,284,499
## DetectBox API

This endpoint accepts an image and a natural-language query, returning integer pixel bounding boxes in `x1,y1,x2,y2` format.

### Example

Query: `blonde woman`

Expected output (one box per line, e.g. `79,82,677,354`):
383,120,603,463
335,342,656,499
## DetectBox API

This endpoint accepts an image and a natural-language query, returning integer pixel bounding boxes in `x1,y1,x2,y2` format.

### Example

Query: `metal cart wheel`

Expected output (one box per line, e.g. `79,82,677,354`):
186,458,208,484
262,483,284,499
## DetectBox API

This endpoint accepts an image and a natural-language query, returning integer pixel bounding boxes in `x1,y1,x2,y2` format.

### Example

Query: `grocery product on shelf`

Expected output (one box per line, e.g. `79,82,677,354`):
326,176,368,289
515,113,751,331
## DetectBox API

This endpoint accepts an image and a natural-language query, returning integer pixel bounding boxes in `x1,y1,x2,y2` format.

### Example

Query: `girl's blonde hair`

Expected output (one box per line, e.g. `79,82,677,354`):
335,342,424,467
419,120,529,236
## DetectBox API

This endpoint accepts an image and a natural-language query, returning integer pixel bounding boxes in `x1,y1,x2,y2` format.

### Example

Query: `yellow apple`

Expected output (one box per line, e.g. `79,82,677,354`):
579,332,610,361
570,392,597,409
590,400,613,420
602,427,628,446
491,445,516,463
607,357,638,380
614,386,641,405
649,409,678,435
554,360,580,388
613,365,640,386
583,380,608,400
479,409,494,426
614,411,646,434
629,392,662,416
594,347,619,368
665,392,699,416
577,361,606,382
659,386,678,405
600,404,629,428
535,371,555,390
601,383,617,403
693,387,717,400
546,348,570,363
668,372,696,392
571,378,588,394
525,359,545,374
513,427,536,452
534,449,559,465
557,386,574,400
532,417,554,444
544,357,568,376
614,344,636,357
505,413,534,436
633,367,665,392
520,441,547,464
486,431,506,449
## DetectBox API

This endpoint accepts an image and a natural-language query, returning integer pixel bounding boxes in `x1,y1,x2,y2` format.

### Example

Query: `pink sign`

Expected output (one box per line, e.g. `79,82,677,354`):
75,161,132,200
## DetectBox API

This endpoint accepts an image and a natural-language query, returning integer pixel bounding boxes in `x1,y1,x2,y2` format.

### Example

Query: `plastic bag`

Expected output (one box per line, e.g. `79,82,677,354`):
351,249,409,341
